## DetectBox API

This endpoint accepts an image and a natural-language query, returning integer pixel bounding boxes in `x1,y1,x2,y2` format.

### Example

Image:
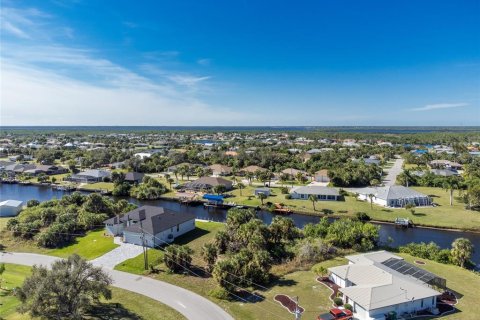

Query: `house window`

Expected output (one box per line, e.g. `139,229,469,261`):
176,224,180,232
421,299,424,308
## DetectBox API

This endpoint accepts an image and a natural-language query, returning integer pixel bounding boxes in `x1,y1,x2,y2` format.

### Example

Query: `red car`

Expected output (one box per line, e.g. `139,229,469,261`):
317,308,353,320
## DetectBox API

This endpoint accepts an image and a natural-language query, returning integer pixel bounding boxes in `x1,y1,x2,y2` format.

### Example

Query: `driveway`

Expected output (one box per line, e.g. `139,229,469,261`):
90,237,144,269
383,158,404,186
1,252,234,320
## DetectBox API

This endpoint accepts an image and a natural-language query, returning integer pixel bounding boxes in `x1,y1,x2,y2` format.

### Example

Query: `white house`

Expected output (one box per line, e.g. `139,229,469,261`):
290,186,339,200
0,200,23,217
329,251,442,320
353,186,432,208
104,206,196,247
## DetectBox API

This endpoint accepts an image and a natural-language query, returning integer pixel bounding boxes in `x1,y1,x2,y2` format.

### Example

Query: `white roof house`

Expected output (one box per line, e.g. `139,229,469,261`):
290,186,340,200
352,186,432,208
0,200,23,217
329,251,442,320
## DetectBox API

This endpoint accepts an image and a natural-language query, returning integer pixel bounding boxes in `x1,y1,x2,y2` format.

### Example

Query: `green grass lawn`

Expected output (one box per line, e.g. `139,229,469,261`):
80,182,115,192
225,185,480,231
0,264,186,320
398,253,480,320
0,230,118,260
27,173,70,184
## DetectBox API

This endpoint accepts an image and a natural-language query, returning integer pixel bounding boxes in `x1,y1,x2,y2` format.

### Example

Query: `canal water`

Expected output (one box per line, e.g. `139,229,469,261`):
2,184,479,265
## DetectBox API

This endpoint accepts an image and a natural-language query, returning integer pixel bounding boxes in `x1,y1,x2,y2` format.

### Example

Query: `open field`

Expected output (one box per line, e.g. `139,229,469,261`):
0,263,186,320
224,185,480,231
0,230,118,260
79,182,115,192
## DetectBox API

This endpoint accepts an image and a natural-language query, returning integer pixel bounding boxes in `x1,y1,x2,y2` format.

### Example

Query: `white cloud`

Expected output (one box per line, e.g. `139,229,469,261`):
168,75,211,87
197,58,211,66
411,103,469,111
0,6,51,40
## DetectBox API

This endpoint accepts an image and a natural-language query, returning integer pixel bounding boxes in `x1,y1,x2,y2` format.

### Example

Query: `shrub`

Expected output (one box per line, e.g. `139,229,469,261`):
355,212,371,222
208,287,230,300
280,187,289,194
344,303,353,311
333,297,343,306
285,194,292,199
27,200,40,207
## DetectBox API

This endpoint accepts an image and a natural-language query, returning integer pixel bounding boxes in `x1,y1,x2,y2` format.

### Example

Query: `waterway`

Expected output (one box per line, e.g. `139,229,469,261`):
2,183,479,265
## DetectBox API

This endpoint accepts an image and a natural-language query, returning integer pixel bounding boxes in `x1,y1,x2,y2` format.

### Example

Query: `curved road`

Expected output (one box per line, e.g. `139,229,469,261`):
1,252,234,320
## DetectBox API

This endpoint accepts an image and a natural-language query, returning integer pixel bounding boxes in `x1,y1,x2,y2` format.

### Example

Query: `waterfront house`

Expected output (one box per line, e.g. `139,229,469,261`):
124,172,145,184
290,186,339,200
67,169,111,183
429,160,463,170
104,206,195,247
354,186,432,207
24,165,68,176
254,187,271,196
183,176,233,192
328,251,442,320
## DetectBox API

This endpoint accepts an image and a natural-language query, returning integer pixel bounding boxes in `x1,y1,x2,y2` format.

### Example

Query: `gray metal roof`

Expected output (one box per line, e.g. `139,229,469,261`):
329,251,441,311
291,186,339,196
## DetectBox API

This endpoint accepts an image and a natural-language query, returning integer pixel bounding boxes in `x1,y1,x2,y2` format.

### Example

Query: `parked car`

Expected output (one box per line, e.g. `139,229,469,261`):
317,308,353,320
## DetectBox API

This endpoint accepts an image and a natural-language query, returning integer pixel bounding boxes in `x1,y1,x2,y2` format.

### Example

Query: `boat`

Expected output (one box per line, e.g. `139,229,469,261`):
273,203,292,214
395,218,414,228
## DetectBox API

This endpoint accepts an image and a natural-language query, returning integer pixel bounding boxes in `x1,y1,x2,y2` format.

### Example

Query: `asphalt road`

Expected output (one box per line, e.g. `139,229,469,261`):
383,158,404,186
1,252,234,320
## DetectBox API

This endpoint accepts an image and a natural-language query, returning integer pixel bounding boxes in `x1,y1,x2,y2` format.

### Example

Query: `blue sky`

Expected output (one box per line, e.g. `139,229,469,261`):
1,0,479,125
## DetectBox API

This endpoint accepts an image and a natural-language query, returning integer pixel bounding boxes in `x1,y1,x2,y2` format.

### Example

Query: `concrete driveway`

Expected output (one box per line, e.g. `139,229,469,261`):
1,252,234,320
383,158,404,186
90,237,144,269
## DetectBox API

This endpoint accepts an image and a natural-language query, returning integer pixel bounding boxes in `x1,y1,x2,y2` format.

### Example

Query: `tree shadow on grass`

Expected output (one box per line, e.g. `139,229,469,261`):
87,302,143,320
173,228,209,246
381,209,393,212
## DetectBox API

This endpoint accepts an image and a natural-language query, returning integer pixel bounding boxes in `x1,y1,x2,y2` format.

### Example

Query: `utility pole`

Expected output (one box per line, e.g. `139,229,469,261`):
139,209,148,270
294,296,301,320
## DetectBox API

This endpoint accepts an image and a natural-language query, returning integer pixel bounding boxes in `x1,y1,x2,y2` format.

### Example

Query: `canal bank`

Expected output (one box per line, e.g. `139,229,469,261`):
1,183,479,265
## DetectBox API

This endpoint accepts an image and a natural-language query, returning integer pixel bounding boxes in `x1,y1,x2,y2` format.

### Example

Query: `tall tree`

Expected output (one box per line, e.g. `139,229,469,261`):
451,238,474,268
258,192,267,205
308,194,318,211
237,182,245,196
17,254,111,320
443,176,460,206
368,193,375,209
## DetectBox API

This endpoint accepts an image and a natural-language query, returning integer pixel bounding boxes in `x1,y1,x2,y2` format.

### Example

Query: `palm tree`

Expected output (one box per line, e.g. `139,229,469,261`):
258,192,267,205
308,194,318,211
237,182,245,196
368,193,374,209
442,176,460,206
173,168,179,182
403,169,413,187
296,172,304,184
451,238,474,268
245,172,254,185
167,178,174,190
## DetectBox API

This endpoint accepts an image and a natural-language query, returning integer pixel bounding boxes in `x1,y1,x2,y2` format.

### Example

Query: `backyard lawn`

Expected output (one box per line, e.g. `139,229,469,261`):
224,185,480,231
80,182,115,192
0,264,186,320
398,253,480,320
0,230,118,260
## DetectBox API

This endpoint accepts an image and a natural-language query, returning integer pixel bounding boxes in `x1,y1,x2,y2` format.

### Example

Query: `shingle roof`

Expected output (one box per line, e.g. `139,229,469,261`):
125,172,145,181
104,205,195,235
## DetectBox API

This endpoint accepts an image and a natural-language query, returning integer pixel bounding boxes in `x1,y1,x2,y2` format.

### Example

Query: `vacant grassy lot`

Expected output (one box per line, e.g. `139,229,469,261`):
0,264,186,320
80,182,115,192
0,230,118,260
114,221,347,320
225,185,480,231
